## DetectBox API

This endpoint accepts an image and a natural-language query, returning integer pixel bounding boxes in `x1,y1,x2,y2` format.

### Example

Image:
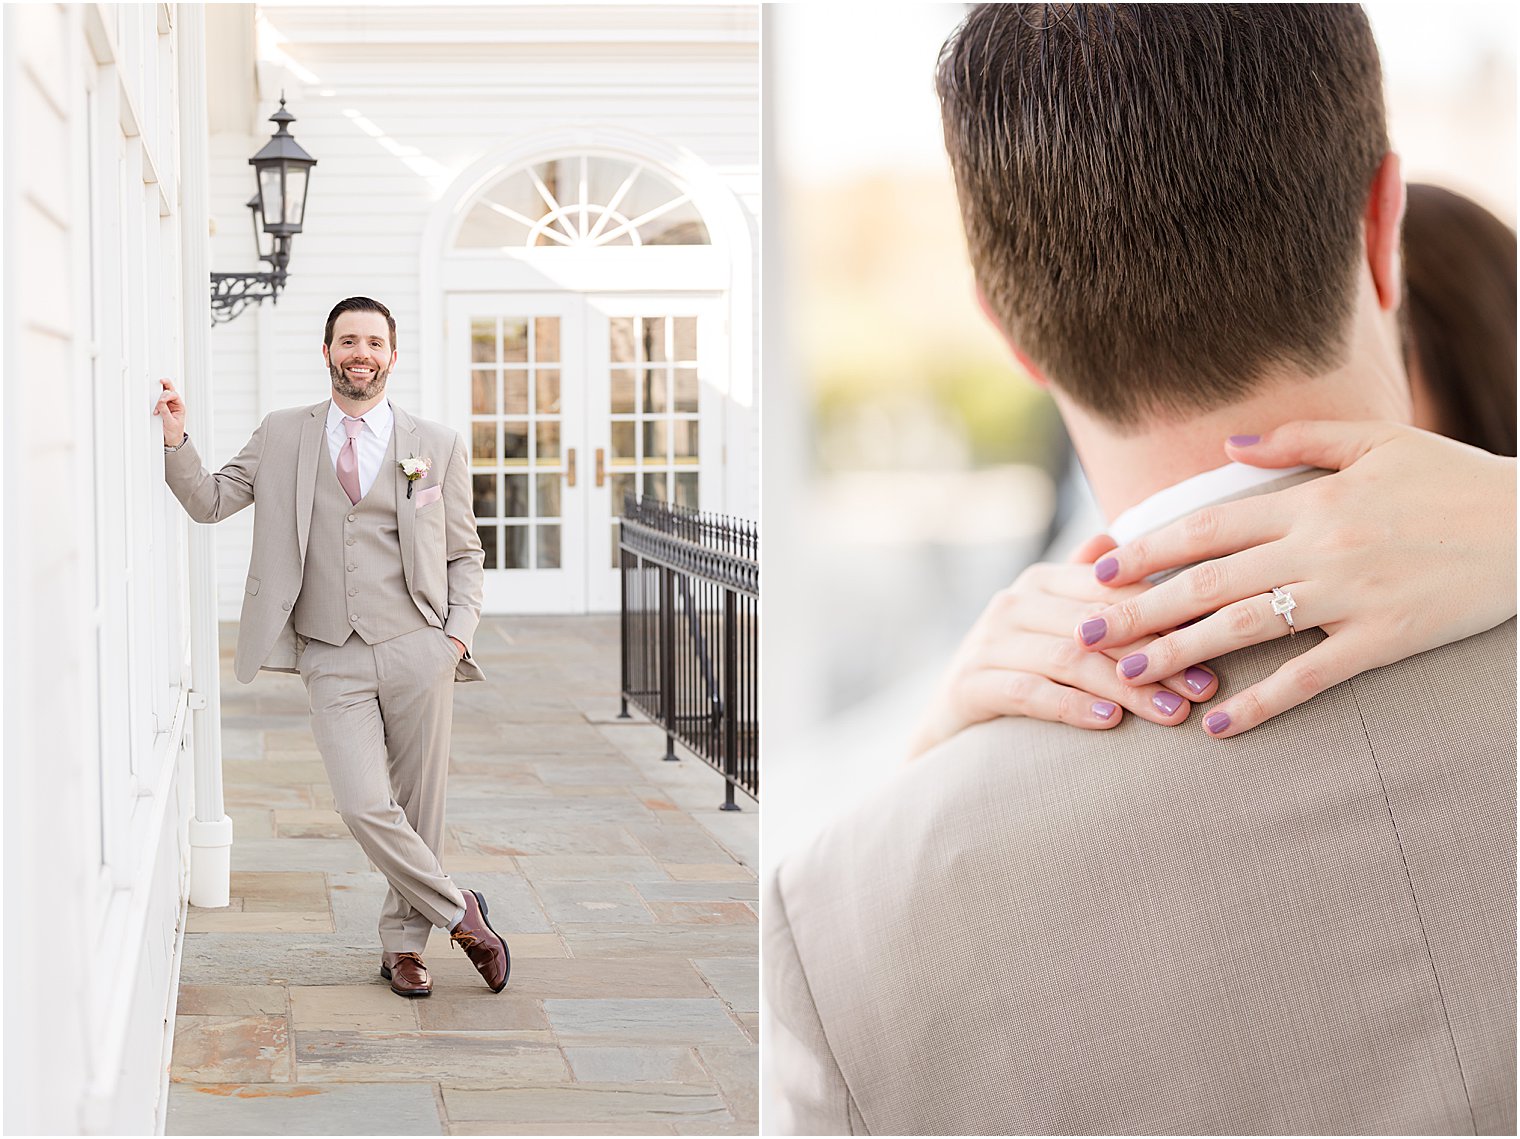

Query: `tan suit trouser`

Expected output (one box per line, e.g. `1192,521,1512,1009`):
298,625,467,952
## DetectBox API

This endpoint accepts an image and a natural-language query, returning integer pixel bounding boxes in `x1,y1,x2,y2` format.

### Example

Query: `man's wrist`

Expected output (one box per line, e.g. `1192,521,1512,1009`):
164,431,190,453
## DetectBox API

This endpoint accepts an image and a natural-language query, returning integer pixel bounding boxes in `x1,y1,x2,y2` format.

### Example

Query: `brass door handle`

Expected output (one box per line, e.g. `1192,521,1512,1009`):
596,448,606,488
566,448,576,488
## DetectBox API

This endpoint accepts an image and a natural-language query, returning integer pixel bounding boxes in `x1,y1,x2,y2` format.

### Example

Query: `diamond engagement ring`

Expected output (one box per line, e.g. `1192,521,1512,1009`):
1270,586,1298,636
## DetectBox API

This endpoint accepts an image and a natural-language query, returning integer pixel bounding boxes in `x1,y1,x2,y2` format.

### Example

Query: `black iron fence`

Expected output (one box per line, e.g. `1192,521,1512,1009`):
618,495,758,809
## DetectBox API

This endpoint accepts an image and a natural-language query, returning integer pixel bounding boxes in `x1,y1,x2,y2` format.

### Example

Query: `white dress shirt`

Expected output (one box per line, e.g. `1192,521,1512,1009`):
325,398,394,500
1107,460,1314,545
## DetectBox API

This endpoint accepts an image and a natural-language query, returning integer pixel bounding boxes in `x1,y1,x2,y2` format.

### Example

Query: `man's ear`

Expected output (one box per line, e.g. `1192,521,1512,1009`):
975,286,1049,388
1365,151,1405,312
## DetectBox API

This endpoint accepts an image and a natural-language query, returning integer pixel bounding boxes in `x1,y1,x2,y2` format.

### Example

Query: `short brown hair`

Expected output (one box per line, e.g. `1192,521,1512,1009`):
325,296,396,350
1402,184,1516,457
935,5,1389,428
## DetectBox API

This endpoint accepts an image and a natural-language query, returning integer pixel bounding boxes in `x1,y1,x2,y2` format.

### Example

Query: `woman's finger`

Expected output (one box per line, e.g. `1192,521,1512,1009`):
1224,419,1404,474
1199,636,1367,738
1080,543,1293,649
990,634,1195,725
960,669,1126,730
1068,531,1117,566
1092,497,1290,589
1106,582,1311,686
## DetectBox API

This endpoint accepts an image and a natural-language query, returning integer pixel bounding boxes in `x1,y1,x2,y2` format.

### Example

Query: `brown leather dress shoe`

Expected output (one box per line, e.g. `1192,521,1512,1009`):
379,951,432,998
450,889,510,993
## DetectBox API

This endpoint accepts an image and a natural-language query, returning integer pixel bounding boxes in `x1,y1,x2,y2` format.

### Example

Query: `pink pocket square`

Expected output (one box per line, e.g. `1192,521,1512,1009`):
415,485,443,508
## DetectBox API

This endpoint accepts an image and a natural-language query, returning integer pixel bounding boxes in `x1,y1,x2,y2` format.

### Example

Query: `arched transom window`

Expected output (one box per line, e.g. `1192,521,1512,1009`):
455,154,711,250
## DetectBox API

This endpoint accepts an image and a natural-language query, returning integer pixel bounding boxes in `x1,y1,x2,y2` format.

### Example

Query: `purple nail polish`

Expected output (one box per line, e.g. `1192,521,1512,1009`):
1205,711,1231,734
1095,556,1119,583
1080,618,1107,646
1152,691,1183,716
1119,653,1147,679
1228,434,1261,447
1092,701,1118,720
1183,666,1213,695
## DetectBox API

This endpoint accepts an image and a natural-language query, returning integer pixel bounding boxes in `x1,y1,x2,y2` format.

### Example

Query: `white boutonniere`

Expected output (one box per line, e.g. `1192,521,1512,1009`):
399,454,432,499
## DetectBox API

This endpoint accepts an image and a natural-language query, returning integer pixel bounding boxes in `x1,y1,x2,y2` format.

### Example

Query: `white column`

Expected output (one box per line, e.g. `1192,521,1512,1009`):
177,3,232,907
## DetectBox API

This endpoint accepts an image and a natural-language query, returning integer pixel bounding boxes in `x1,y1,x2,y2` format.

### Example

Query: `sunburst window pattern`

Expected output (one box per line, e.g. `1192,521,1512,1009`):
455,155,711,250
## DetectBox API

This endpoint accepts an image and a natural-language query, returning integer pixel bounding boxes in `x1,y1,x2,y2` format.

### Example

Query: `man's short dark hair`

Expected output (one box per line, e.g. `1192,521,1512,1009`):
325,296,396,351
935,4,1389,428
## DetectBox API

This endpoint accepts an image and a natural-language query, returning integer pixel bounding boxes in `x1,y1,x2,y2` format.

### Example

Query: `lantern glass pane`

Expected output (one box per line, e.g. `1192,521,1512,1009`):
285,165,310,228
259,167,284,231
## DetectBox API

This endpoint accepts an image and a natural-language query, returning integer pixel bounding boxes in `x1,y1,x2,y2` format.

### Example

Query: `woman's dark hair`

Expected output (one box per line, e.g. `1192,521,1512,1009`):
1402,184,1517,457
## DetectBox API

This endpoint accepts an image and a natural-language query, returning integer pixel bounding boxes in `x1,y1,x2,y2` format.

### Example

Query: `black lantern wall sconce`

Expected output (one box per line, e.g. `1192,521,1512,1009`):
210,95,317,325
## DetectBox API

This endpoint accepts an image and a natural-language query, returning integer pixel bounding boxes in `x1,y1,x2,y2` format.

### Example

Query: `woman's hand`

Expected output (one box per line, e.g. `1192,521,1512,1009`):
906,542,1219,761
1077,421,1518,738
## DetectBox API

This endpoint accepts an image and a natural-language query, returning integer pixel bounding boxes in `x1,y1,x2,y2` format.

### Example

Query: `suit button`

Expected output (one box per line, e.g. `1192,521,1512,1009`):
280,600,292,611
347,514,357,522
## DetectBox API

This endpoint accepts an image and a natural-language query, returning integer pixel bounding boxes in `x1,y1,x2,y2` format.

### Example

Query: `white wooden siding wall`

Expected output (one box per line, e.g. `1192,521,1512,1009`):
207,5,759,617
3,4,196,1134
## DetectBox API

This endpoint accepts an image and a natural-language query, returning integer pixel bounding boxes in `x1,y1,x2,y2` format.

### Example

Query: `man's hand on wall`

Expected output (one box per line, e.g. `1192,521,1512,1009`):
155,378,186,447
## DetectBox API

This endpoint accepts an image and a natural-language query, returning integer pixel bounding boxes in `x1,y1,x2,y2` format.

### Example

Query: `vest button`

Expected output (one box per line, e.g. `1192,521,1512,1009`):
348,588,359,597
350,614,359,622
348,514,357,522
346,538,356,546
347,565,356,572
281,600,292,611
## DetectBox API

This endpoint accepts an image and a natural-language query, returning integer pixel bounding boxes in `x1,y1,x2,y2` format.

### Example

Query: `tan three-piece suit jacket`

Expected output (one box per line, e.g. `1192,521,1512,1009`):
164,399,486,684
768,613,1516,1133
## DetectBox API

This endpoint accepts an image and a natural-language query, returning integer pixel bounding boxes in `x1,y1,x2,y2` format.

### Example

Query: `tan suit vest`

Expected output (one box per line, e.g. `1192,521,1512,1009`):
293,429,430,648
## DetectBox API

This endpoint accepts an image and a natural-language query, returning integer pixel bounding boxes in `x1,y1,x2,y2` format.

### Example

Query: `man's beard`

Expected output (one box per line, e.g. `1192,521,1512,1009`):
330,359,389,401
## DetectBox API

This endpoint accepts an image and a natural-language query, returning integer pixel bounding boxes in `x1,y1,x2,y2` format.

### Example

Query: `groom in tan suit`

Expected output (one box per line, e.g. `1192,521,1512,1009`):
159,296,508,999
766,6,1514,1134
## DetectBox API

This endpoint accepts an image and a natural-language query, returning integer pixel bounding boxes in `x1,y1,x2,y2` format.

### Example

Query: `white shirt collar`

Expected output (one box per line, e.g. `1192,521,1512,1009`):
1108,461,1314,545
325,397,393,436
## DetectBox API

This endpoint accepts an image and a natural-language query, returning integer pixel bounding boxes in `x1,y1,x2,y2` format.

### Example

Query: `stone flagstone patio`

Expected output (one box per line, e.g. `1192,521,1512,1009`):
167,616,758,1136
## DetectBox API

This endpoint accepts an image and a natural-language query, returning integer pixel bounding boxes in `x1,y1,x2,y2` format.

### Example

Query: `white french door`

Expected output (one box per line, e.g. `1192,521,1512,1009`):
447,292,723,614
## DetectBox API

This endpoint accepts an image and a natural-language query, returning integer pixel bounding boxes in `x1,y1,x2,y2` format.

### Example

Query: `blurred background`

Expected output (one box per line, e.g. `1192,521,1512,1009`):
760,1,1517,868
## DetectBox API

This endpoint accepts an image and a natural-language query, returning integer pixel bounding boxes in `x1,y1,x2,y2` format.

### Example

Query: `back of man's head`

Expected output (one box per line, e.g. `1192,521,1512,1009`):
935,4,1388,428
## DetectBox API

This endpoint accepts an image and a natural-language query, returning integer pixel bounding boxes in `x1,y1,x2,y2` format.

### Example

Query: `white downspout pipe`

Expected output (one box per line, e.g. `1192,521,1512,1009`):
177,3,232,907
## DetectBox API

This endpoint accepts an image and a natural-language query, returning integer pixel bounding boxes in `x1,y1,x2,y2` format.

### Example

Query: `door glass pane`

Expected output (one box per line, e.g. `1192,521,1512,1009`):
503,474,529,518
674,471,699,508
670,419,698,461
610,369,636,414
536,422,561,462
638,318,664,363
611,521,621,569
611,473,635,514
610,421,635,462
643,472,667,501
536,474,561,518
537,370,561,414
503,371,528,415
471,422,497,463
471,319,496,363
643,420,667,463
503,422,528,464
643,369,668,414
471,370,497,415
472,474,498,519
502,319,529,363
502,526,528,569
478,525,499,570
610,317,635,363
534,317,560,363
537,524,561,569
673,366,698,413
672,317,697,363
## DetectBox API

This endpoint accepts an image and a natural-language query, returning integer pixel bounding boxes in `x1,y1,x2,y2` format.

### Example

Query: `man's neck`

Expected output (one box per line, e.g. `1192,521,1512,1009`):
1060,288,1413,519
331,390,386,418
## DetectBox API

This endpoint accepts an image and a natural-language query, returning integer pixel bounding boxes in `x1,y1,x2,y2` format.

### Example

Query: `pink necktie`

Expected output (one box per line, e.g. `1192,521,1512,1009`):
337,416,364,505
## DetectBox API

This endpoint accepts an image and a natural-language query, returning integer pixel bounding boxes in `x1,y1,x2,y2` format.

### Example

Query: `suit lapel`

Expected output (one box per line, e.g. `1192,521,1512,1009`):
394,403,420,591
295,402,327,564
